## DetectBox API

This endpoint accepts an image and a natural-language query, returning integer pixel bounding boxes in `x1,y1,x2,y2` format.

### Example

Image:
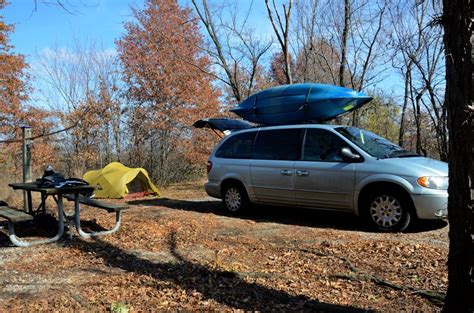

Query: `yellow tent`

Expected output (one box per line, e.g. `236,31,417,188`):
83,162,160,199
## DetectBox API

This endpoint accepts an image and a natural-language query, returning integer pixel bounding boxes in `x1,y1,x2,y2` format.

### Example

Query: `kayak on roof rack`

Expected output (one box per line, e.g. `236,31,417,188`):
193,83,372,134
230,83,372,125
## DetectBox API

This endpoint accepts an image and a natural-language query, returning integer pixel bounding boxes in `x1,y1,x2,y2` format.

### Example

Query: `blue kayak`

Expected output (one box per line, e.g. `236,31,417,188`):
231,83,372,125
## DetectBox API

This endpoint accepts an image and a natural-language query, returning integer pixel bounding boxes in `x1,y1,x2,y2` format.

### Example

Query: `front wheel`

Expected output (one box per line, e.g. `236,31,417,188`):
364,190,412,232
223,184,249,214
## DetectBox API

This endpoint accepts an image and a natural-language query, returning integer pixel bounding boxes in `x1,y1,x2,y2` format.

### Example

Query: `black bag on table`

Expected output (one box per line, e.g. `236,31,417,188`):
36,172,66,188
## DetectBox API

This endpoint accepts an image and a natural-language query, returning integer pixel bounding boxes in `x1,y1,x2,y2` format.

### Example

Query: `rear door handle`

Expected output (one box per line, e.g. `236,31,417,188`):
280,170,293,176
296,170,309,177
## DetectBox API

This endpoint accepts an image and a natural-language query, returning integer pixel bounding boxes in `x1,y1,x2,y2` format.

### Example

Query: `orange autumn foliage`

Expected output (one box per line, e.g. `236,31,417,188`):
0,1,56,176
0,0,29,137
117,0,220,183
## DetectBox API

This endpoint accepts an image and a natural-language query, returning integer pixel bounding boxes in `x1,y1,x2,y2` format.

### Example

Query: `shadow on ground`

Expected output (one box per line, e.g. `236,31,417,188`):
128,198,447,233
68,231,370,312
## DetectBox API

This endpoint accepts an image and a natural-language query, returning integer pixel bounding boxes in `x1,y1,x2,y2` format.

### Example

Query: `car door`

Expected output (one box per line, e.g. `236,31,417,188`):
250,128,303,206
294,128,356,210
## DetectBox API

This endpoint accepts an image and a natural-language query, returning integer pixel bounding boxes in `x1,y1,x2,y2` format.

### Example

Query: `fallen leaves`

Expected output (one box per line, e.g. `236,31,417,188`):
0,185,449,311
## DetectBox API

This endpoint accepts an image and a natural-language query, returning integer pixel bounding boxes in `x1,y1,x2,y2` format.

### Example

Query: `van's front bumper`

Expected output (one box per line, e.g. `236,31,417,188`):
412,192,448,219
205,181,222,199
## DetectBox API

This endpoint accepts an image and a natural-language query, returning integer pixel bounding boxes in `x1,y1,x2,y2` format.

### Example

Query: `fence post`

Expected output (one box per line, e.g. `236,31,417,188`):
21,125,32,211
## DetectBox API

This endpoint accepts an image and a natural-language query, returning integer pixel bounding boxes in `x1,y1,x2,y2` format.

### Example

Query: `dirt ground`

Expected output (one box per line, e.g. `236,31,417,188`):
0,181,448,312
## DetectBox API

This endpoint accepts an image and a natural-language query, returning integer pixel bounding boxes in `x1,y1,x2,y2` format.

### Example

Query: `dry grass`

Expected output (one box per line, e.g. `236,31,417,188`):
158,178,209,200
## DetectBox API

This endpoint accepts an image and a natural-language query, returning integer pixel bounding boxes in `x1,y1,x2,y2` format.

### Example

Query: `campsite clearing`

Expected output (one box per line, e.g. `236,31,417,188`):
0,180,448,311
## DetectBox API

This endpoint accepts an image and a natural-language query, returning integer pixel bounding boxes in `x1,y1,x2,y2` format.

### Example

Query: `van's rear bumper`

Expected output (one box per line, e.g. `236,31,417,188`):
412,193,448,219
205,181,221,199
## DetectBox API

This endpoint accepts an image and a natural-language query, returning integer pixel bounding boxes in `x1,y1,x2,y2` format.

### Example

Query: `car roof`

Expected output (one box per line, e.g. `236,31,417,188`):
231,124,345,134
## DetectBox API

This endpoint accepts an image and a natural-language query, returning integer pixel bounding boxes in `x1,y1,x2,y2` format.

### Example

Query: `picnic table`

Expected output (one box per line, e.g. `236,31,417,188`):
0,182,128,247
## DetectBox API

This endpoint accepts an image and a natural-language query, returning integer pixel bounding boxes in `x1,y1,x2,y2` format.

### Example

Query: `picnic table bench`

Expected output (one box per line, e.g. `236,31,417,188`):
0,205,36,247
63,194,127,212
63,194,130,238
0,205,34,223
0,183,130,247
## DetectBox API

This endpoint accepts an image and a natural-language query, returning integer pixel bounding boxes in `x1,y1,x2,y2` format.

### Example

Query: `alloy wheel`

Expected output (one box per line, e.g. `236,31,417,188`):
225,187,242,212
369,195,403,228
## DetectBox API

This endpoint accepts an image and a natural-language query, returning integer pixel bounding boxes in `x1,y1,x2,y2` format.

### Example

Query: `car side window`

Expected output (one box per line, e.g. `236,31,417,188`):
215,131,256,159
252,129,303,160
303,129,347,162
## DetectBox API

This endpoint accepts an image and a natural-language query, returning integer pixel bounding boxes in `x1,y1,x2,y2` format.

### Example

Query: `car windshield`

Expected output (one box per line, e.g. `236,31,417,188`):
335,127,420,159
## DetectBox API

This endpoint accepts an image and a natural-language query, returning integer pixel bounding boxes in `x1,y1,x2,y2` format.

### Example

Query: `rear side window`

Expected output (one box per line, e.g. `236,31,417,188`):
302,129,346,162
252,129,303,160
215,131,256,159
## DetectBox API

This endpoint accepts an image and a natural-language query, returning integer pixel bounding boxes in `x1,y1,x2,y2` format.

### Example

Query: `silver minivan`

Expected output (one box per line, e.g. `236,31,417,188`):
204,123,448,232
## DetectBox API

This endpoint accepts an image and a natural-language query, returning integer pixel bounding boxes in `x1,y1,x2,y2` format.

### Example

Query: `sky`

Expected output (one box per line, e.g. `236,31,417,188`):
4,0,143,107
4,0,138,57
4,0,273,60
3,0,399,107
3,0,279,106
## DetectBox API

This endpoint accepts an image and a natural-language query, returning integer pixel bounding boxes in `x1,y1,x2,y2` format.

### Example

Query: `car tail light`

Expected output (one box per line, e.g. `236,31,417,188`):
207,161,213,174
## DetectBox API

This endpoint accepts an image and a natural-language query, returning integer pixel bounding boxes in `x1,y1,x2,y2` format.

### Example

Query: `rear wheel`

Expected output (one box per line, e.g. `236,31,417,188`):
222,183,249,214
364,190,412,232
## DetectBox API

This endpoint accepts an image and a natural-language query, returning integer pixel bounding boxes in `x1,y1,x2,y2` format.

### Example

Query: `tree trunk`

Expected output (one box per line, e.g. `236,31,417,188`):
351,110,358,127
284,44,293,84
334,0,350,125
442,0,474,311
265,0,293,85
440,103,448,162
339,0,350,88
112,105,121,162
414,95,427,156
398,68,411,147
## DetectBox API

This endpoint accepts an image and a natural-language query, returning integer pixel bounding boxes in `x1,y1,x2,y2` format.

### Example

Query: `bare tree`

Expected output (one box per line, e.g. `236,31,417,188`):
294,0,389,87
292,0,389,126
35,40,123,175
293,0,340,84
293,0,338,85
191,0,272,104
345,1,388,126
411,31,447,160
32,0,99,15
346,1,388,91
390,1,421,149
390,1,446,159
265,0,293,84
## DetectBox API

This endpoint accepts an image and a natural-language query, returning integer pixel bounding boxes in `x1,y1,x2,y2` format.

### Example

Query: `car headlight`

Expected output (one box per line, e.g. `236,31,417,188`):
417,176,449,190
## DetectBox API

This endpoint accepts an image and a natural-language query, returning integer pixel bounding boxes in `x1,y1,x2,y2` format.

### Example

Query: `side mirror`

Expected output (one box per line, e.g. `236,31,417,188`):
339,147,361,161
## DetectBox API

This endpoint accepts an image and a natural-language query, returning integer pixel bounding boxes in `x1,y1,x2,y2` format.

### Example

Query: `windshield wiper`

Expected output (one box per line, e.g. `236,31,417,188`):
385,150,420,158
396,153,421,158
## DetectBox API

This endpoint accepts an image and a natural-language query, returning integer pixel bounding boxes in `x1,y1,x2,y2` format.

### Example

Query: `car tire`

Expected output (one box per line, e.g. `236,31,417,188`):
222,183,249,214
363,189,412,232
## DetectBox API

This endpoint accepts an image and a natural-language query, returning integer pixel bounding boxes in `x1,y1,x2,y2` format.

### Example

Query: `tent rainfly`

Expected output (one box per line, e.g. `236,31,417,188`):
83,162,160,199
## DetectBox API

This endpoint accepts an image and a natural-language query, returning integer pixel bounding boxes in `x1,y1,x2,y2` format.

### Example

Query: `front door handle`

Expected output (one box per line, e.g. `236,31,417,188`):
280,170,293,176
296,170,309,177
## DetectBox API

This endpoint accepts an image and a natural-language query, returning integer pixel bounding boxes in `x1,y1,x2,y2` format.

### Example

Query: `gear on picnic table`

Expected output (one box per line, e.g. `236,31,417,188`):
35,165,91,196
